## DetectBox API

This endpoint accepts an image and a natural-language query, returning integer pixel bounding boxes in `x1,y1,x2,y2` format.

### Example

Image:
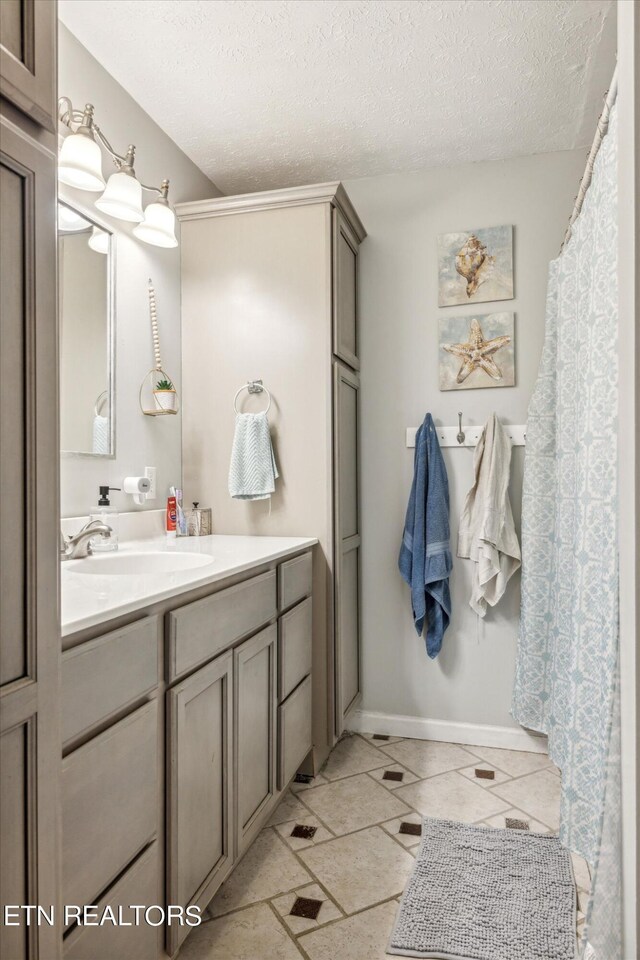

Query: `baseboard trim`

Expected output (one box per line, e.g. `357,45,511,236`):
347,709,548,754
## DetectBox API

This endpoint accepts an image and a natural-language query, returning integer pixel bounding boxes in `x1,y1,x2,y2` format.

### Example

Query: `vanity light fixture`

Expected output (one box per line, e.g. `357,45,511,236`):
57,98,179,248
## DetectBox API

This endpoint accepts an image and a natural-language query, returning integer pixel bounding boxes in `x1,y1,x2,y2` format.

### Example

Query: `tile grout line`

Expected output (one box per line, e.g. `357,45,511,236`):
268,822,361,921
363,765,418,790
286,843,354,919
363,730,557,778
265,898,312,960
376,746,520,782
205,855,349,934
297,893,405,944
485,765,559,790
485,772,561,831
281,816,418,853
204,826,319,924
286,786,341,838
296,761,516,824
298,768,515,832
316,746,391,781
285,763,551,846
282,818,417,921
321,733,554,793
393,769,515,821
385,825,422,857
287,804,420,847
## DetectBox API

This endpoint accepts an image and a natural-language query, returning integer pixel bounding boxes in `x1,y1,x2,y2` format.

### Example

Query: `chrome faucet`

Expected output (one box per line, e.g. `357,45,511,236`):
60,520,112,561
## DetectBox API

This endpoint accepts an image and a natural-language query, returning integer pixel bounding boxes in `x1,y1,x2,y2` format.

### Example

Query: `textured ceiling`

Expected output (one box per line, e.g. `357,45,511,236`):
58,0,616,195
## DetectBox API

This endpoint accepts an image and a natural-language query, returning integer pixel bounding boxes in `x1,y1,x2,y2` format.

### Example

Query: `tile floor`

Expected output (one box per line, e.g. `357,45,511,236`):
181,732,591,960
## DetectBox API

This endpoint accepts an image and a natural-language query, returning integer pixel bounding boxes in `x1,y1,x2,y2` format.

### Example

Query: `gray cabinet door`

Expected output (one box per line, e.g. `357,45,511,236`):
63,843,160,960
333,362,361,736
332,208,360,370
0,0,56,130
234,624,277,855
0,115,60,960
167,651,234,956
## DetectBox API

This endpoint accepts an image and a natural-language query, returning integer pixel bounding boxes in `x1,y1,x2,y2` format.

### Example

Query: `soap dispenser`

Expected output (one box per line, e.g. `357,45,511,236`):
90,485,120,552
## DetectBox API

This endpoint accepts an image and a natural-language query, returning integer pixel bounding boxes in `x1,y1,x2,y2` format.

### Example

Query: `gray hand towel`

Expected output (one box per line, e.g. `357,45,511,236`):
228,411,279,501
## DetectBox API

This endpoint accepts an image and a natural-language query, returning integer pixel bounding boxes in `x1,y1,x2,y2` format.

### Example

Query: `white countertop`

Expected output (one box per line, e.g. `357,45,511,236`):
61,534,317,637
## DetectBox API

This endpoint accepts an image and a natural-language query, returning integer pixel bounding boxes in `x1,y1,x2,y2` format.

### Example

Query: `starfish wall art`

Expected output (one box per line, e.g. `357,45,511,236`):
438,313,515,391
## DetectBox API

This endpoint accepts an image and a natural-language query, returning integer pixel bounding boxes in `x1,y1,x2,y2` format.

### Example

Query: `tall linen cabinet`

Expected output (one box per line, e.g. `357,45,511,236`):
1,3,61,959
177,184,365,766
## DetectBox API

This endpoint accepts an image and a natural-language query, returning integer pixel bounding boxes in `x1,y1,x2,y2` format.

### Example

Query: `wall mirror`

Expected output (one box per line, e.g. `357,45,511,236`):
58,200,115,457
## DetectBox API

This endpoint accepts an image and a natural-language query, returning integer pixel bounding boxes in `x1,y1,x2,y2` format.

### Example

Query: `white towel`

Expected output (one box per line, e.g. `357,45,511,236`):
228,411,279,500
457,414,521,616
92,414,109,455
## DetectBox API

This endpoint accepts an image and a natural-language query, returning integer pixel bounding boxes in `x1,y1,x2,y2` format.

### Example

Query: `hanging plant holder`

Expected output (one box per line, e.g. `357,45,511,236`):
139,367,180,416
139,279,179,416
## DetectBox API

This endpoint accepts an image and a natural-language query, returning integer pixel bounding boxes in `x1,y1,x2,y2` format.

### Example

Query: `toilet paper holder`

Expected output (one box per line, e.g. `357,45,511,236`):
123,476,151,505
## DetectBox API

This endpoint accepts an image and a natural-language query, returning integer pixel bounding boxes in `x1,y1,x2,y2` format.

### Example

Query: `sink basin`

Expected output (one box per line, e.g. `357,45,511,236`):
65,551,215,576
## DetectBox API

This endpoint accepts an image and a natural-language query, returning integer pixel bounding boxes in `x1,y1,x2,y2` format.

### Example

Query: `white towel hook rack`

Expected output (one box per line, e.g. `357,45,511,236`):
233,379,272,414
406,422,527,448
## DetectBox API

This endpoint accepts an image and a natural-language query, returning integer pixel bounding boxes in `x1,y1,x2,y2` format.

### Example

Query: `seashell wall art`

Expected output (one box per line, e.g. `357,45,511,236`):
437,224,513,307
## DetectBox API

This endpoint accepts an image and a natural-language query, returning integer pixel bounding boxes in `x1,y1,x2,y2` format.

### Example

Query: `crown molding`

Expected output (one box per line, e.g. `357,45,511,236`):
175,180,366,241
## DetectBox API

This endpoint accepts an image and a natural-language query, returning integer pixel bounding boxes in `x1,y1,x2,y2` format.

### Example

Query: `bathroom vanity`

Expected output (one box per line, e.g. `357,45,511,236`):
60,534,316,959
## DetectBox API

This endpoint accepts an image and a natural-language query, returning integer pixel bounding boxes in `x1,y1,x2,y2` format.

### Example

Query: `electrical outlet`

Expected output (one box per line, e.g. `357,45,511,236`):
144,466,157,501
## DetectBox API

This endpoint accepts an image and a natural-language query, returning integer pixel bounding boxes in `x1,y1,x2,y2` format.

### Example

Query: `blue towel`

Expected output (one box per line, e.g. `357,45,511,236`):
398,414,452,658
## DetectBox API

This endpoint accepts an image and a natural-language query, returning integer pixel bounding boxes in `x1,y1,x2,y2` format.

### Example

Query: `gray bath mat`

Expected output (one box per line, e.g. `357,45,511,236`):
388,818,576,960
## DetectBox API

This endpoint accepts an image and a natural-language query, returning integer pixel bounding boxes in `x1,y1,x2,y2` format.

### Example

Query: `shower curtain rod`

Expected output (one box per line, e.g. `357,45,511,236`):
560,66,618,252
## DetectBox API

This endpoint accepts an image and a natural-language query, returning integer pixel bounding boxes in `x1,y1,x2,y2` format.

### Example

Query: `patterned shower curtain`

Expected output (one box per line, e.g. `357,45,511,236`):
512,103,620,957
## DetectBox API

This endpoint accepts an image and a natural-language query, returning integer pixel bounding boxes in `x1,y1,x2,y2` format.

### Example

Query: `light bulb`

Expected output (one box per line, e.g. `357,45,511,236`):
95,171,144,223
58,131,106,192
133,198,178,248
88,226,109,254
57,203,91,233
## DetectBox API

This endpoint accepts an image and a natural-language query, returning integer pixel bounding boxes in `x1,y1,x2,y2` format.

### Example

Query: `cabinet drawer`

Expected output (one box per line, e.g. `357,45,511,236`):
278,598,312,702
62,700,158,910
63,843,159,960
168,569,277,682
62,618,159,747
278,676,312,789
278,552,312,611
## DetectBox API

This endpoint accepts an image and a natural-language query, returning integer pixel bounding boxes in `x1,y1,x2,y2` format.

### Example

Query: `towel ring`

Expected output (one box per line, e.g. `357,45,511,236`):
233,381,271,415
94,390,108,417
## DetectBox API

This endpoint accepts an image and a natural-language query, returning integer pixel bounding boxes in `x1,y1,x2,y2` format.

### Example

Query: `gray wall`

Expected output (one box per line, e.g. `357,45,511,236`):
344,148,585,730
59,24,219,518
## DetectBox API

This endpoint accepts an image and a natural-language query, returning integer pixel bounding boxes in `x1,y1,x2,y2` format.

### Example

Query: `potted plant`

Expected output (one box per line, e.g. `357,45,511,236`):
153,377,177,412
